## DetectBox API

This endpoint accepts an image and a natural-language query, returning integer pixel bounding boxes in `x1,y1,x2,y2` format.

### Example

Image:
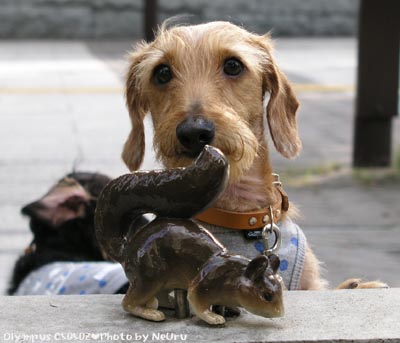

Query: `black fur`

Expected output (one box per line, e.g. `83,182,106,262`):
8,172,112,295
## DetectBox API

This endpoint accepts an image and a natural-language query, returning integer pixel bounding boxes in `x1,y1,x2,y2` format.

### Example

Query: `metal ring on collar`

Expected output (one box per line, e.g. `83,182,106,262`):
261,206,282,256
262,222,281,255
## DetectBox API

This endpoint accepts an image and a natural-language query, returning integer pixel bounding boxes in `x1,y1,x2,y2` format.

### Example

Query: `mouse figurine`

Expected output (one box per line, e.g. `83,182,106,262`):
95,145,284,325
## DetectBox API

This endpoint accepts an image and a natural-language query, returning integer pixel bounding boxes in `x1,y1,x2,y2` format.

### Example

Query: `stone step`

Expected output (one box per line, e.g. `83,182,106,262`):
1,290,399,342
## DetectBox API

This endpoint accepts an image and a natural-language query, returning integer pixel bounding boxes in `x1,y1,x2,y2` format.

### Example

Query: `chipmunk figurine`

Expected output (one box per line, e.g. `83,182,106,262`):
95,146,284,325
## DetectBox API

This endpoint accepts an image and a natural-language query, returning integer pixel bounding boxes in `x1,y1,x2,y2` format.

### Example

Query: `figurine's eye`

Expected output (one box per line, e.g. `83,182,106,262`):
223,58,244,77
153,64,173,85
263,293,273,302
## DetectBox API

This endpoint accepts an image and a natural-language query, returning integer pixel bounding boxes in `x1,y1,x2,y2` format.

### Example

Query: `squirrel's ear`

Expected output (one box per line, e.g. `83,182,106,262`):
244,255,269,280
268,254,280,274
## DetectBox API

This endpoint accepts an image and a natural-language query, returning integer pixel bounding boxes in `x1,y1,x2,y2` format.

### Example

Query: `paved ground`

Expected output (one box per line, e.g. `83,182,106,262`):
0,38,399,294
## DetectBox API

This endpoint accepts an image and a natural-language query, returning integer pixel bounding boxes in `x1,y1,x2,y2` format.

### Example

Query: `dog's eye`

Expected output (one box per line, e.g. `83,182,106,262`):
223,58,244,77
153,64,173,85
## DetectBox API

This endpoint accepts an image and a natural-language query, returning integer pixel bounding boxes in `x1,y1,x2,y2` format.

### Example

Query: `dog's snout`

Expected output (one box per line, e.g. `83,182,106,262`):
176,116,215,156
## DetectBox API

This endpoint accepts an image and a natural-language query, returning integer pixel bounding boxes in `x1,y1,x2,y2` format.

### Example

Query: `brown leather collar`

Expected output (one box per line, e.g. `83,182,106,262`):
195,174,289,230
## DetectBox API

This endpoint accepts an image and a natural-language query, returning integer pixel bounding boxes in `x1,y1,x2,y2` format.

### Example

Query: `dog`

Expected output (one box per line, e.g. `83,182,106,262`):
8,172,131,295
121,21,387,290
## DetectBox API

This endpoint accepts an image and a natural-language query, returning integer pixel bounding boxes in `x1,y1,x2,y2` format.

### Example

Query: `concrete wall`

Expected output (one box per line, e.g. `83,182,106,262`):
0,0,360,39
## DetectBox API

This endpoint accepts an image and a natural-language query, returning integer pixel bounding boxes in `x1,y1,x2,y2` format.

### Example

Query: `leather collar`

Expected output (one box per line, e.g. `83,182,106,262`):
195,175,289,230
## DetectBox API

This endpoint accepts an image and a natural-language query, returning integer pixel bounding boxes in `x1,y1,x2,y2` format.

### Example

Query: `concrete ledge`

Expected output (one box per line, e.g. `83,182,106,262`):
1,289,399,342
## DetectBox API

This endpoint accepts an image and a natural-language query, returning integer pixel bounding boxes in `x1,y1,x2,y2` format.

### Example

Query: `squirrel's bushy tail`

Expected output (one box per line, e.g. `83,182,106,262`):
95,146,229,262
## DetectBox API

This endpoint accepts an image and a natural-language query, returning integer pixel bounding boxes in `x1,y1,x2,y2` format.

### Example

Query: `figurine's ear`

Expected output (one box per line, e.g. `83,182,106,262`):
21,177,91,228
268,254,280,274
244,255,269,280
122,43,150,171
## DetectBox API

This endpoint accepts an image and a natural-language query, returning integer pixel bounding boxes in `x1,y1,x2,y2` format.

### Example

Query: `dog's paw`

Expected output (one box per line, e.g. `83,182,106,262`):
337,278,389,289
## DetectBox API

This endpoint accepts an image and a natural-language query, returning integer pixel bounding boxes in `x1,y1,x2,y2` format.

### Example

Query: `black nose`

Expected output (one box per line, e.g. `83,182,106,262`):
176,116,215,156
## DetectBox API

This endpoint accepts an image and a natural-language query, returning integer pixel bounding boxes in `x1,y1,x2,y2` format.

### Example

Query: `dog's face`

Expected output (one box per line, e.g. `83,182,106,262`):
123,22,301,182
21,172,111,259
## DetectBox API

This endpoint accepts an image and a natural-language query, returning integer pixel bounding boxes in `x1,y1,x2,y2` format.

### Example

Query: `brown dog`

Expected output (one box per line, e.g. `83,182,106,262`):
121,21,386,290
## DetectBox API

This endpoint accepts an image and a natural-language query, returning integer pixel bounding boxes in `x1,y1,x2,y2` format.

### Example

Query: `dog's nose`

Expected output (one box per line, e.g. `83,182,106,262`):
176,116,215,156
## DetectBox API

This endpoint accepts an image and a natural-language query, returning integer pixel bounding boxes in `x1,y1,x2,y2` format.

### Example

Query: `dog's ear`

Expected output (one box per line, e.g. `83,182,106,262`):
122,45,149,171
258,35,302,159
21,178,91,228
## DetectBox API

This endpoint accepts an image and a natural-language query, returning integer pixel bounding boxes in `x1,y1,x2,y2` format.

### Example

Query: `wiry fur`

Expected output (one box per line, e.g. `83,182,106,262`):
122,21,387,290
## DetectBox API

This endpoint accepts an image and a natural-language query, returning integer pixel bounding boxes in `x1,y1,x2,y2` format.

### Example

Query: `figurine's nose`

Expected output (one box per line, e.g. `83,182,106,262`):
176,116,215,156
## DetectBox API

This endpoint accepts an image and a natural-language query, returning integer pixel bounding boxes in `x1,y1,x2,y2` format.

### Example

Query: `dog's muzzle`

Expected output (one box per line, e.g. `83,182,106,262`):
176,115,215,157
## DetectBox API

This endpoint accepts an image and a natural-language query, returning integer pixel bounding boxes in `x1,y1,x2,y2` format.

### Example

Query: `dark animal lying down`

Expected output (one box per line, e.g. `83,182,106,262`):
8,172,133,295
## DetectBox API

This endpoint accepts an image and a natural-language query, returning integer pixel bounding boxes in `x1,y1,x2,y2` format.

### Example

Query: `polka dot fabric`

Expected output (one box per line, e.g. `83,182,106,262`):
200,218,307,290
15,262,128,295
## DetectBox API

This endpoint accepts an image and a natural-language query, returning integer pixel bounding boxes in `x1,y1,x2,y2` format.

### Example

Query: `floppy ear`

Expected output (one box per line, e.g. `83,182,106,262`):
260,36,302,158
122,46,149,171
21,178,91,228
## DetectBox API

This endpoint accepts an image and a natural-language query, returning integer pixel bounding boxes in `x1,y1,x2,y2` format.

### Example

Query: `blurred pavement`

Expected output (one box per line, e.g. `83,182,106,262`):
0,38,399,293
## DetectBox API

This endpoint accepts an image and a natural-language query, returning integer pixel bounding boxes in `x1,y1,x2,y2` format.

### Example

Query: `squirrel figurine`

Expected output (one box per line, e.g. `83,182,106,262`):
95,145,284,325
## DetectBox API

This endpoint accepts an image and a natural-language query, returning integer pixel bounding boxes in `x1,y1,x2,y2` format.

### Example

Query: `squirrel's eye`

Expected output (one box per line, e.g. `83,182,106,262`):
153,64,173,85
223,58,244,77
263,293,273,302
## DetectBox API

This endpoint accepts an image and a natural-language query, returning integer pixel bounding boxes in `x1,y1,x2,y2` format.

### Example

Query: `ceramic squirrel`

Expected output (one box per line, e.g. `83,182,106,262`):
95,146,284,325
